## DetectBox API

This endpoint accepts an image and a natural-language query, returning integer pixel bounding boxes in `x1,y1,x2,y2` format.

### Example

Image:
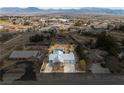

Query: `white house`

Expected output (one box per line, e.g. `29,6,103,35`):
49,49,75,64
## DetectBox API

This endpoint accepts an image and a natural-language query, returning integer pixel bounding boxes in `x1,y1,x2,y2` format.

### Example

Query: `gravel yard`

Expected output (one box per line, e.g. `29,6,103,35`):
90,63,110,73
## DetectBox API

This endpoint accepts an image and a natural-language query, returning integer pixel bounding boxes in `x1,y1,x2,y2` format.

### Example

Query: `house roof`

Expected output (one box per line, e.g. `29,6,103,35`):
9,50,40,59
49,52,75,63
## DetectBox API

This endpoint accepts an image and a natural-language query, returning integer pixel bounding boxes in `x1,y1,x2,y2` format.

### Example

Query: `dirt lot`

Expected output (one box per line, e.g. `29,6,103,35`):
0,19,31,32
49,44,75,53
70,34,96,44
109,32,124,41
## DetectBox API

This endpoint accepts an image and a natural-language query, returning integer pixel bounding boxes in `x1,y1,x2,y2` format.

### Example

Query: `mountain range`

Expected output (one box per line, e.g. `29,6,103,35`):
0,7,124,15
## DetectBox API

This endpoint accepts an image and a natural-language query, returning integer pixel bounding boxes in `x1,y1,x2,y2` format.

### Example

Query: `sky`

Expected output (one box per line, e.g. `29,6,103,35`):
0,0,124,9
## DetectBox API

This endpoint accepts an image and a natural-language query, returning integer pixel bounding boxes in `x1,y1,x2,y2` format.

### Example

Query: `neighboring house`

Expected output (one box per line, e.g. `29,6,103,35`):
49,49,75,64
9,50,41,61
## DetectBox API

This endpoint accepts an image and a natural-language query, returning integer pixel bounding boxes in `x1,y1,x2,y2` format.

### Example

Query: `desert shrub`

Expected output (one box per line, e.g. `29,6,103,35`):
29,34,43,42
80,60,86,71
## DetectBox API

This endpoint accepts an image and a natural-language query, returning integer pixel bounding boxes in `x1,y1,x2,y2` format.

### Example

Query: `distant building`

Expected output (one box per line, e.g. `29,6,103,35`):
9,50,41,61
39,18,46,25
58,18,69,23
48,18,69,23
49,49,75,64
0,25,3,29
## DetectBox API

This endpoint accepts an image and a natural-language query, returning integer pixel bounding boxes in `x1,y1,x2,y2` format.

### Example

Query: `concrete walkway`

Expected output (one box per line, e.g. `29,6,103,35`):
44,63,52,73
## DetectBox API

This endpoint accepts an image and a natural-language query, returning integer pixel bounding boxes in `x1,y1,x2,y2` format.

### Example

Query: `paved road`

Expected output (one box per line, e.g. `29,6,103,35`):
1,74,124,85
0,34,29,60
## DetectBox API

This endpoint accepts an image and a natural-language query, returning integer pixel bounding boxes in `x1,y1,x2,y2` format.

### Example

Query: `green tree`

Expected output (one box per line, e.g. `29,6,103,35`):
90,25,95,30
76,44,87,60
96,32,119,56
29,34,43,42
121,39,124,46
118,25,124,32
23,21,30,26
74,20,82,26
49,30,56,38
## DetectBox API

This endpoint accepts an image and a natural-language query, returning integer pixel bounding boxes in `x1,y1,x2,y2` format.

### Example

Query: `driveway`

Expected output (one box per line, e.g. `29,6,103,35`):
64,63,75,73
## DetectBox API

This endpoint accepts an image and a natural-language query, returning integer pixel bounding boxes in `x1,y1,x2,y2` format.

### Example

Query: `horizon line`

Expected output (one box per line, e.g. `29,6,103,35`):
0,7,124,9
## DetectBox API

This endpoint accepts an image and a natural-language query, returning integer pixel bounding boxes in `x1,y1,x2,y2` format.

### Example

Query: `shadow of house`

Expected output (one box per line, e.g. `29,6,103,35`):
0,69,5,81
16,62,36,81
